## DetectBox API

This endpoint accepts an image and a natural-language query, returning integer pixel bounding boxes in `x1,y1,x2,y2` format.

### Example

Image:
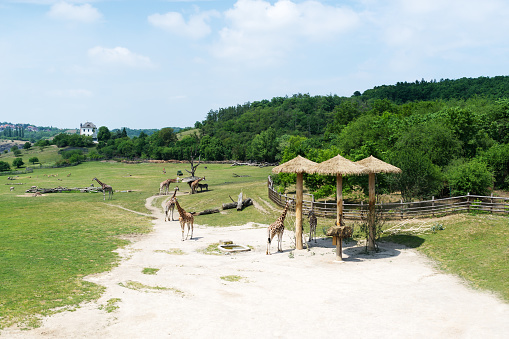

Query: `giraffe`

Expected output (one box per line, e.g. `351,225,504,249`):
92,177,113,200
308,209,317,243
190,176,205,194
164,186,179,222
174,198,194,241
266,199,293,255
159,177,181,195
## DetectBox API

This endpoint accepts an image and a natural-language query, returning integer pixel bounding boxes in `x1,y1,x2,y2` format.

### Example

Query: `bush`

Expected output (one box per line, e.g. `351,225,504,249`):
0,160,10,171
29,157,39,165
446,159,494,196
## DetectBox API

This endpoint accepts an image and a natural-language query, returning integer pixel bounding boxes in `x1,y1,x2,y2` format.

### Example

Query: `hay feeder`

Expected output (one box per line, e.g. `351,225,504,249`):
327,225,353,261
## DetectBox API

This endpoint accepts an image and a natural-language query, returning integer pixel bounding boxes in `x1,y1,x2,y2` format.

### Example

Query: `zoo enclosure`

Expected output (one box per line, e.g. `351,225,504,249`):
268,177,509,219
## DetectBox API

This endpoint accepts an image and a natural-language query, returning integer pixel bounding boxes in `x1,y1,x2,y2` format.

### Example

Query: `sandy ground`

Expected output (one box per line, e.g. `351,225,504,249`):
2,196,508,339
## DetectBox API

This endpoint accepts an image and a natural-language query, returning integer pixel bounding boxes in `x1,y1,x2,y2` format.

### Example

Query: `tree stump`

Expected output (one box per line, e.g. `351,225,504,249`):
327,225,353,261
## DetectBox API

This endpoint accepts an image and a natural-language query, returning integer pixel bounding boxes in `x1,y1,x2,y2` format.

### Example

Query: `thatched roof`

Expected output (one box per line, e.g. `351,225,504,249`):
356,155,402,174
310,154,369,176
272,155,317,174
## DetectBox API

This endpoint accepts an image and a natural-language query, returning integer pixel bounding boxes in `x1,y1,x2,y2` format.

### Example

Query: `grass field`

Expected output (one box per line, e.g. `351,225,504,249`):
1,151,508,329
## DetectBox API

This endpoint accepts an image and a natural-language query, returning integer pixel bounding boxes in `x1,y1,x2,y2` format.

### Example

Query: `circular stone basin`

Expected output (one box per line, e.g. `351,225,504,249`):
218,244,251,253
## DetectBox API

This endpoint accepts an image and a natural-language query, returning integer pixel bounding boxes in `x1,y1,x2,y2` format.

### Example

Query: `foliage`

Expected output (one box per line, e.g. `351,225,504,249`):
12,157,24,168
480,143,509,189
446,159,494,196
28,157,39,165
0,160,10,171
52,133,94,148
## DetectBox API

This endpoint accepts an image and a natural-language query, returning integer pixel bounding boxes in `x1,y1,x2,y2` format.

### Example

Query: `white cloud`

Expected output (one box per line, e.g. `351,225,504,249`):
47,1,102,23
212,0,359,63
87,46,155,68
148,10,219,39
47,89,93,98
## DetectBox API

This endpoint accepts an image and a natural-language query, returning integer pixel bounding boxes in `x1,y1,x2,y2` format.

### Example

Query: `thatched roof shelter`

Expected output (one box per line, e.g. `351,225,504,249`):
310,155,369,234
272,155,317,174
272,155,317,250
356,155,401,250
356,155,402,174
310,154,369,176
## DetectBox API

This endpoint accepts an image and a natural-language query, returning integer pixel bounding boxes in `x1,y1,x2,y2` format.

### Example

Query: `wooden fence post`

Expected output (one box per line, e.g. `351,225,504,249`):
491,193,493,214
467,192,470,213
400,199,403,219
432,196,435,217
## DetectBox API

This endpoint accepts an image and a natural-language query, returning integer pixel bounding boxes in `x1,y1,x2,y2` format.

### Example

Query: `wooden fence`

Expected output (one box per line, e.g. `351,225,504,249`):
268,177,509,219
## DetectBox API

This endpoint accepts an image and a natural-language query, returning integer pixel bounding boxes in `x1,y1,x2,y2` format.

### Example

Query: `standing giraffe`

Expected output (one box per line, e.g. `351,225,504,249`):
92,178,113,200
174,198,194,241
308,209,317,243
164,186,179,221
190,176,205,194
266,199,293,255
159,177,180,195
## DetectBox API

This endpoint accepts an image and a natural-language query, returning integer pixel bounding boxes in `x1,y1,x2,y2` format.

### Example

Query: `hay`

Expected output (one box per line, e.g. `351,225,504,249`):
355,155,402,174
272,155,317,174
326,225,353,238
310,154,369,176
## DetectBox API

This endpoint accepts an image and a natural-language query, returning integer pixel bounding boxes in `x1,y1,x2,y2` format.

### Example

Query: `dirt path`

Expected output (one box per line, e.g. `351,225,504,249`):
3,196,508,338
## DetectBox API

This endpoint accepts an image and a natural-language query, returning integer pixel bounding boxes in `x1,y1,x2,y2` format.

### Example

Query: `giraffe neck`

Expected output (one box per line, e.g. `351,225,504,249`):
277,201,291,223
175,200,186,215
94,178,106,188
170,189,177,199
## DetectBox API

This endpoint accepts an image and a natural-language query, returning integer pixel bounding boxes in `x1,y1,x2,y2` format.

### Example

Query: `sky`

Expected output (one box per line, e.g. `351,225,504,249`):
1,0,508,130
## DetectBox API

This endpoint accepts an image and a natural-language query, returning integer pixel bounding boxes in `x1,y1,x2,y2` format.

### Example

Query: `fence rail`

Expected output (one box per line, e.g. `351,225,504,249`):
268,177,509,219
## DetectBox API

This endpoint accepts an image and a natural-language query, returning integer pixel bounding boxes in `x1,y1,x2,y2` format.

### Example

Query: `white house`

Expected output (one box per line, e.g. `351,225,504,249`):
80,122,97,140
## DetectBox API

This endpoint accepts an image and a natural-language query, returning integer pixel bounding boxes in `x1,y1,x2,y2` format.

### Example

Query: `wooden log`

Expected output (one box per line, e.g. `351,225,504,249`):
194,209,220,216
237,192,243,210
222,198,252,210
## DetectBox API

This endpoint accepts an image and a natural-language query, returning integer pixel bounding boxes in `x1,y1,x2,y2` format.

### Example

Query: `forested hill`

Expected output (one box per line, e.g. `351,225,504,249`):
361,76,509,103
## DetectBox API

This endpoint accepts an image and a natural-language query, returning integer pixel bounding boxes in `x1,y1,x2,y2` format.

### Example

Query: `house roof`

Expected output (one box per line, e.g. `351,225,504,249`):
81,122,96,128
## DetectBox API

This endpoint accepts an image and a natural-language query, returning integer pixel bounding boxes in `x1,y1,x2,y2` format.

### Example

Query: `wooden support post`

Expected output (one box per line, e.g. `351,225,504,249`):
295,173,303,250
367,173,376,251
432,196,435,217
334,236,343,261
337,174,343,226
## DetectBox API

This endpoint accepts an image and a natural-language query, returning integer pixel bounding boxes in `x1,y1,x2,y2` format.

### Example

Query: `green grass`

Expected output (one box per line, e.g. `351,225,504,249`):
142,268,160,275
382,214,509,301
98,298,121,313
220,275,245,282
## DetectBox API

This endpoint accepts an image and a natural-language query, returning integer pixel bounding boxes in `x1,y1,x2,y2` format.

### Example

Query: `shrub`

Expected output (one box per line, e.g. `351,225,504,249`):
0,160,10,171
446,159,494,196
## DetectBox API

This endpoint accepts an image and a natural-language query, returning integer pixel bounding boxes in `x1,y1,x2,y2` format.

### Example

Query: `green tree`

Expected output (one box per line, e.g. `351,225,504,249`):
446,159,494,196
28,157,39,165
23,142,31,150
0,161,10,171
389,149,444,201
247,128,278,162
12,157,24,168
97,126,111,142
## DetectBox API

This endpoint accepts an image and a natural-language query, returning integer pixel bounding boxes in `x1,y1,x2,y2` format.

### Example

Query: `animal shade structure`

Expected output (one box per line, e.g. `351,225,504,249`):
356,156,402,251
310,154,369,261
272,155,317,250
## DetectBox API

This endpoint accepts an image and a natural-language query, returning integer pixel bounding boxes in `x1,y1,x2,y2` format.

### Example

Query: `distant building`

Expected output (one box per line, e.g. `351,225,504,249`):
80,122,97,140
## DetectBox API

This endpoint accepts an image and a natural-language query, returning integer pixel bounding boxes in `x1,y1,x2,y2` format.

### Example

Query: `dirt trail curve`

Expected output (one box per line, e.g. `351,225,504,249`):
2,196,508,338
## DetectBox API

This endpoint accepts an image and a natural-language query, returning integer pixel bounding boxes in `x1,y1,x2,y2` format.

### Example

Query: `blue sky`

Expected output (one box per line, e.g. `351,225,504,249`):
1,0,508,130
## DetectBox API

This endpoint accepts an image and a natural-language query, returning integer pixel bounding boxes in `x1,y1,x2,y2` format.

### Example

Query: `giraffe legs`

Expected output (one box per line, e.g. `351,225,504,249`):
277,231,284,252
180,219,185,241
266,228,276,255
